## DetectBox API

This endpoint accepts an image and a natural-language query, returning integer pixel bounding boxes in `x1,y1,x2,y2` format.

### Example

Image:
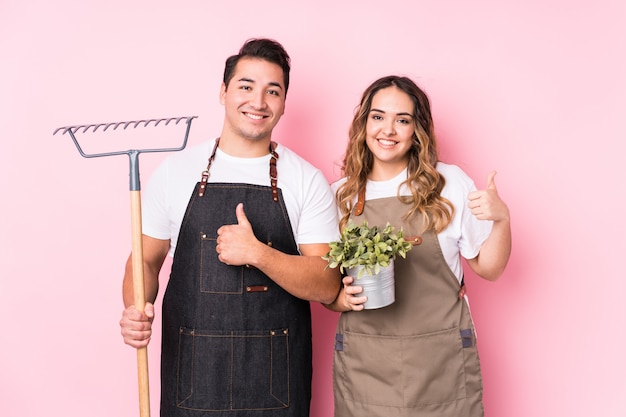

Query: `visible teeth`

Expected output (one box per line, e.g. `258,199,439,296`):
378,139,397,146
246,113,264,120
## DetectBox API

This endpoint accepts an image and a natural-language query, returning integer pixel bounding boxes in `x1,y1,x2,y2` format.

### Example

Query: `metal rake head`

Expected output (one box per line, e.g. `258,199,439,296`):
53,116,197,158
53,115,198,190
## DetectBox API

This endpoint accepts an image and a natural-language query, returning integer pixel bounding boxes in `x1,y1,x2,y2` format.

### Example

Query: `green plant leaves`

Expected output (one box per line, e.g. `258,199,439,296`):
322,220,413,277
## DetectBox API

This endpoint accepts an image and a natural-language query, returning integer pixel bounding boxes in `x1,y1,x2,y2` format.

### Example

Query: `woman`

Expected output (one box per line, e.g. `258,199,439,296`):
324,75,511,417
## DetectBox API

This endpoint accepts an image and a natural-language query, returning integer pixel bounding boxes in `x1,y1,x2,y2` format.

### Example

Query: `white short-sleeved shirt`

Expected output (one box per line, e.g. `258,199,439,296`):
331,162,492,282
142,139,340,257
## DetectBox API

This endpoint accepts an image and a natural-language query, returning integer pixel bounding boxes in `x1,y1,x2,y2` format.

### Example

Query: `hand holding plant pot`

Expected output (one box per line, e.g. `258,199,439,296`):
323,220,413,309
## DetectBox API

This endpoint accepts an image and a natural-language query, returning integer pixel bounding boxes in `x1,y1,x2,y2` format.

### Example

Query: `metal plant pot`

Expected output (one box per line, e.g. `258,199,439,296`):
347,259,395,309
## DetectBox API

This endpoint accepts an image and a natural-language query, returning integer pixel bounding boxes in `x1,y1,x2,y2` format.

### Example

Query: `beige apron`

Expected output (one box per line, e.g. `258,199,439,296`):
333,196,484,417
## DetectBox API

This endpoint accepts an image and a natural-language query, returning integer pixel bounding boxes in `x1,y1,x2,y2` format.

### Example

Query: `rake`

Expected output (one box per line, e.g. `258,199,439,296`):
53,115,197,417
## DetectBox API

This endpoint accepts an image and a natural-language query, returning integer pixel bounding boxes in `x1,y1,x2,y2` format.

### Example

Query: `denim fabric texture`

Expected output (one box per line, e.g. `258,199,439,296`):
160,182,312,416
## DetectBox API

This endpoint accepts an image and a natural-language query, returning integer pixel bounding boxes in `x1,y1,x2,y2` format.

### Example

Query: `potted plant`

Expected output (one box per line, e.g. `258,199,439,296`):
323,220,413,309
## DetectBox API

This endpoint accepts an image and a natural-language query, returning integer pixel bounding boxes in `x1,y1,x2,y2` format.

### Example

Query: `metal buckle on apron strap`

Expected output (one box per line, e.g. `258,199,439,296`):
199,169,209,197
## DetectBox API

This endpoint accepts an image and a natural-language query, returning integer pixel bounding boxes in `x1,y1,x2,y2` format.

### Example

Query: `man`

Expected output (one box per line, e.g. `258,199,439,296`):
119,38,341,416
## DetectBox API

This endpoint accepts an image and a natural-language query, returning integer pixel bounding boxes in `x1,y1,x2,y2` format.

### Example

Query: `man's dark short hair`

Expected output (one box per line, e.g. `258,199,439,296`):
223,38,291,96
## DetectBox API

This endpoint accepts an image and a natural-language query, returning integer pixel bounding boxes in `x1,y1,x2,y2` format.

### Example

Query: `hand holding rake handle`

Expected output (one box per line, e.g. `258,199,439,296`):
53,115,197,417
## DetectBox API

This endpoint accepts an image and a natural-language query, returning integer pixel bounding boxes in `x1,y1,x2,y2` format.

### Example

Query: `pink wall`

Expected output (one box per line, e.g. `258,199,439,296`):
1,1,624,416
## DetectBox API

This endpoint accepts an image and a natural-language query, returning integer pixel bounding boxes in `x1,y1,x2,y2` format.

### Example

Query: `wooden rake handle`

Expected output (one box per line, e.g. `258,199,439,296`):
130,190,150,417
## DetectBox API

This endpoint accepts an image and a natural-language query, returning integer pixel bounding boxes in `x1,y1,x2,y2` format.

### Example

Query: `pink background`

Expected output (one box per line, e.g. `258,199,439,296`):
1,1,624,416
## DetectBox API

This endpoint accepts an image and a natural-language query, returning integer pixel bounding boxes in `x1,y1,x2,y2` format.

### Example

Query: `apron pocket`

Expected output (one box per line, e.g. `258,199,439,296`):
176,327,290,411
335,331,405,407
336,327,466,408
200,237,244,294
402,327,467,407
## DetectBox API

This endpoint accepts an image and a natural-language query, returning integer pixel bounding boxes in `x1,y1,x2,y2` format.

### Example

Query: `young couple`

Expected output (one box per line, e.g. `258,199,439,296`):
119,38,511,417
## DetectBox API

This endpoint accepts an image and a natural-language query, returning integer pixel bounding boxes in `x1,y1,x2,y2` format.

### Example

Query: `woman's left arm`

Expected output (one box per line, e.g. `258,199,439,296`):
465,171,512,281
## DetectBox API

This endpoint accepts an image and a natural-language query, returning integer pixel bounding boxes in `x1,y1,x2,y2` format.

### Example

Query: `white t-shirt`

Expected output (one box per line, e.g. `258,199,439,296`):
142,138,340,257
331,162,492,283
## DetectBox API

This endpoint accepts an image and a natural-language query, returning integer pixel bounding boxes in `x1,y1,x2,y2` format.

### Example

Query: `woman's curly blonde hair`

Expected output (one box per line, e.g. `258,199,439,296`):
336,75,453,233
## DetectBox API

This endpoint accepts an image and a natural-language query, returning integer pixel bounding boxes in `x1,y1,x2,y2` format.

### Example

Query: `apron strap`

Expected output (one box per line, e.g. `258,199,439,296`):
458,275,467,300
199,138,279,203
269,141,279,202
353,187,366,216
198,138,220,197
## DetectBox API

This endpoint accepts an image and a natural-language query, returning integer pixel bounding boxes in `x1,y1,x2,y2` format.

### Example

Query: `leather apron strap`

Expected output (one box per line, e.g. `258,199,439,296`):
198,138,279,201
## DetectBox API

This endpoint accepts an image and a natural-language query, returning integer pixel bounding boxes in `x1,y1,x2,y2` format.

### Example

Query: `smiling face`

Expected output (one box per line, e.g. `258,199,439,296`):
219,57,286,155
365,86,416,180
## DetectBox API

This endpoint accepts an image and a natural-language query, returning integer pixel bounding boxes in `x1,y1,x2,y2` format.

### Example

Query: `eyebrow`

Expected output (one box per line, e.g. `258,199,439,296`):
237,77,283,90
370,108,413,117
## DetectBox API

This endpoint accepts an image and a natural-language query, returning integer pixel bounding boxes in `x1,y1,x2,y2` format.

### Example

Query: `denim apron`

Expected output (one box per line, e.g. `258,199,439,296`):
333,196,484,417
160,140,312,416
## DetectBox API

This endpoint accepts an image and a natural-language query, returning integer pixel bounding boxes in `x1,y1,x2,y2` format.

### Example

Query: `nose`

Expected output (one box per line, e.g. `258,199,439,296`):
383,119,396,136
250,90,267,110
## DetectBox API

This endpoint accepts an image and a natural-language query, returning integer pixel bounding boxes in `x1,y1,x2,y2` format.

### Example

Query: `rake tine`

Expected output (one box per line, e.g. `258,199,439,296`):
53,116,198,136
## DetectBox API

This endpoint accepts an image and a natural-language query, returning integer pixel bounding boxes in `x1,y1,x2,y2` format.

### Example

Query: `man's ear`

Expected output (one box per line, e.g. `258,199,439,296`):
219,82,227,105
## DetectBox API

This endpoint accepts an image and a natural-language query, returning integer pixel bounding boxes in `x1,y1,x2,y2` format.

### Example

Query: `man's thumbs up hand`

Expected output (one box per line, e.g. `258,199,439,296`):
216,203,258,266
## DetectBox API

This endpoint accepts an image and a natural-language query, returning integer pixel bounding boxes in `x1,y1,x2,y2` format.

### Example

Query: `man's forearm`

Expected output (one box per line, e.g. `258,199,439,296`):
251,244,341,304
122,254,161,307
